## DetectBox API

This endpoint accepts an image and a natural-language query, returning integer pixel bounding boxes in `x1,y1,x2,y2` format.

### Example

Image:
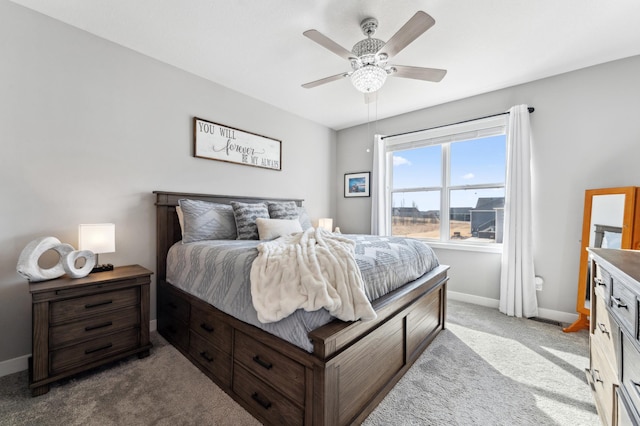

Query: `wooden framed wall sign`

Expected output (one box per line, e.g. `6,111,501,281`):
194,117,281,170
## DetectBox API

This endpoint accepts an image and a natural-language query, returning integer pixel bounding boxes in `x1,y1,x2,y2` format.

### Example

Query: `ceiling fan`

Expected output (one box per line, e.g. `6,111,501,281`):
301,11,447,99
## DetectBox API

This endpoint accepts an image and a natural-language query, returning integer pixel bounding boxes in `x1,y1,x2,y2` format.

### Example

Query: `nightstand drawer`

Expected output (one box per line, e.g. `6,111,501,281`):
189,331,232,386
233,363,303,426
586,339,617,426
592,292,618,373
617,387,639,426
50,328,139,375
610,277,636,333
49,305,139,349
621,333,640,416
190,304,232,354
593,262,612,301
234,331,305,406
50,287,139,324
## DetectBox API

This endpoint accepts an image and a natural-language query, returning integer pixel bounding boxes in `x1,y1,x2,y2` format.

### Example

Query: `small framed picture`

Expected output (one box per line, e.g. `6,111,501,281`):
344,172,371,198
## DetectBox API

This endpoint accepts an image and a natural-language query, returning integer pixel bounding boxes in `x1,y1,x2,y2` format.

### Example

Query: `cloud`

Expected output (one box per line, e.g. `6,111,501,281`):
462,173,475,179
393,156,411,166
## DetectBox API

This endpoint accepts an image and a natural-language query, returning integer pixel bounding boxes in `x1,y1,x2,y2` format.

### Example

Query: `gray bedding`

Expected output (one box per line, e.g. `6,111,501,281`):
166,234,439,352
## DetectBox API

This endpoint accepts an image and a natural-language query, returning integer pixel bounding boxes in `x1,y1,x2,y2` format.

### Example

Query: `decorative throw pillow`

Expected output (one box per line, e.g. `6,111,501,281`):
178,199,237,243
298,207,313,230
256,218,303,240
230,201,270,240
267,201,299,220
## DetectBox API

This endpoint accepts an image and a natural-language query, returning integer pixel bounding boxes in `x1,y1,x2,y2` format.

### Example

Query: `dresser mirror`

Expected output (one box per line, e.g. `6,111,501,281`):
563,186,639,332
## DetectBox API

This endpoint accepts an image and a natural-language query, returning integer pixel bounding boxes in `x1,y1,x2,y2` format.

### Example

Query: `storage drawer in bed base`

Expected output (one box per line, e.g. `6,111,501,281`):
156,268,448,426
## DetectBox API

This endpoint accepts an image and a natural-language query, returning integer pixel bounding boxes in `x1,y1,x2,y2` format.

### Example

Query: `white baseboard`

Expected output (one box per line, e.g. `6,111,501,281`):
0,354,30,379
447,291,579,324
0,320,158,378
448,291,500,309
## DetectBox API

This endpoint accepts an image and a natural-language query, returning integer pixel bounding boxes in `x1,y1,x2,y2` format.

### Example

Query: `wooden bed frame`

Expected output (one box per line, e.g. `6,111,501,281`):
154,191,449,425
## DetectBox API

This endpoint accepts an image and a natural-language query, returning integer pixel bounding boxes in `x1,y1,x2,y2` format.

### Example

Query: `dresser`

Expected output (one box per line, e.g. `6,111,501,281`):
586,248,640,425
29,265,152,396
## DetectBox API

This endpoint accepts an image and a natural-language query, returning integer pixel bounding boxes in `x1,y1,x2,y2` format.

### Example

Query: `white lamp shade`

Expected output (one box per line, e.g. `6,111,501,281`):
78,223,115,254
318,218,333,232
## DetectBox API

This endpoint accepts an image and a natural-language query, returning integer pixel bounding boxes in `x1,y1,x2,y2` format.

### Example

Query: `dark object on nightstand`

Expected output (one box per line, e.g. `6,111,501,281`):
28,264,153,396
91,263,114,273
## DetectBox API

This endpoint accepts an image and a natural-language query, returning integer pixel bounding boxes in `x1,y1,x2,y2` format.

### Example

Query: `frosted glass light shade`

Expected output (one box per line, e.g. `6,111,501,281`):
318,218,333,232
78,223,115,254
351,65,387,93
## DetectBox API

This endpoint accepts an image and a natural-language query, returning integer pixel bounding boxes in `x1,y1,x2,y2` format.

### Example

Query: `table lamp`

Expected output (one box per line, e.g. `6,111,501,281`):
318,218,333,232
78,223,115,273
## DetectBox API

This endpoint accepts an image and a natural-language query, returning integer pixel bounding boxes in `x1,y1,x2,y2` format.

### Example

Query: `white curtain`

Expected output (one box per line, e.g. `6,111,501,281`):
499,104,538,318
370,135,388,235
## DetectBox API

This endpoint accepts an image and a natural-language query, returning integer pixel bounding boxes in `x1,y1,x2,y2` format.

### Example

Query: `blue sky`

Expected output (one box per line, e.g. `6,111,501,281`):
392,135,506,211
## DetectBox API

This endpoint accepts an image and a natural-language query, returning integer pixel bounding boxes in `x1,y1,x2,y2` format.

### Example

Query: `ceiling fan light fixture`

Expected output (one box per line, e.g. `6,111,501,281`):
351,65,387,93
302,12,446,94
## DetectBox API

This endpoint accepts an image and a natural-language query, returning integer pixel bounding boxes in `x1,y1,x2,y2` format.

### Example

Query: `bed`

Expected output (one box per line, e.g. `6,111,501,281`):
154,191,449,425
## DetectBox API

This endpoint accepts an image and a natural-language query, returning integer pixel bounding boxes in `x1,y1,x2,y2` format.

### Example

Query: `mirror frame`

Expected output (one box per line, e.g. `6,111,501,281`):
563,186,638,332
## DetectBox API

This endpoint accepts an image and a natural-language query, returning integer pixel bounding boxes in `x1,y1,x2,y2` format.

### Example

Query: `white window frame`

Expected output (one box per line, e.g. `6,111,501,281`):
382,115,507,253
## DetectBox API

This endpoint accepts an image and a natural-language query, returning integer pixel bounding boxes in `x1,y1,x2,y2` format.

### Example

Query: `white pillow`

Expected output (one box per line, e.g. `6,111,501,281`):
256,218,303,240
602,230,622,249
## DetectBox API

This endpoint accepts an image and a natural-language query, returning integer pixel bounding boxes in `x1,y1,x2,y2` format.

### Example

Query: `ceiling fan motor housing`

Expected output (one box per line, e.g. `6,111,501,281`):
352,38,386,66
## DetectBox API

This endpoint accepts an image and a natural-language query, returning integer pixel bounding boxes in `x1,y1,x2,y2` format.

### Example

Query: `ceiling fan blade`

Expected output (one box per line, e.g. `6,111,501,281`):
391,65,447,82
302,72,348,89
378,11,435,59
303,30,354,61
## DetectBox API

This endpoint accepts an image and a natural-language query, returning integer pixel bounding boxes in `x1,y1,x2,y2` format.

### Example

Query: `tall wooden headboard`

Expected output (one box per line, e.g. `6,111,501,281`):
153,191,303,282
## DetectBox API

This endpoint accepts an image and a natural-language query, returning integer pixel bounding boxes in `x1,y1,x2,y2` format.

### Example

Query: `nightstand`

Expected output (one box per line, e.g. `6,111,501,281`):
28,264,152,396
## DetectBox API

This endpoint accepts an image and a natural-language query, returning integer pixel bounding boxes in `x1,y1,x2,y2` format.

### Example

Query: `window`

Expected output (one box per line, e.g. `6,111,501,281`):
383,115,507,245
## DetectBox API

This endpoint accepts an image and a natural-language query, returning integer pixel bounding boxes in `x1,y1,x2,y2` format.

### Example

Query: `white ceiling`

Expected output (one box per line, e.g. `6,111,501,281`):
10,0,640,130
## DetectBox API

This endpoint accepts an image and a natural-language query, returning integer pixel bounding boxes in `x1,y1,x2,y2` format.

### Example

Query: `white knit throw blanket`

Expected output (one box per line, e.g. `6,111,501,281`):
250,227,377,324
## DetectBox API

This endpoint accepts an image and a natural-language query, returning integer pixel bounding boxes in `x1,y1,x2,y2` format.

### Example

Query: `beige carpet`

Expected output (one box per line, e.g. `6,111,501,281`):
0,300,598,425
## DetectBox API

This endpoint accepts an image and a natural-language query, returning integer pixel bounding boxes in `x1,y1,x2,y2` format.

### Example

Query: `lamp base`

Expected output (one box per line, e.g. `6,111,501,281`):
91,263,114,273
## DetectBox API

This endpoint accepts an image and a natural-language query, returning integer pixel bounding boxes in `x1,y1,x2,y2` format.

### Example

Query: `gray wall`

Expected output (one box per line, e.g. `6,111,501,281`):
0,2,336,364
336,55,640,316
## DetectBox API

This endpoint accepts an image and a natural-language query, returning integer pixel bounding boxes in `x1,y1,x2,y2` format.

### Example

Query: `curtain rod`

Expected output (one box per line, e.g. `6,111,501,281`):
380,107,535,140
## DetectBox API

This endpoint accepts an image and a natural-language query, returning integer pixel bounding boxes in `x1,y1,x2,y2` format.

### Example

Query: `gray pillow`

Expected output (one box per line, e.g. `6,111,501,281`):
298,207,312,230
267,201,299,220
230,201,270,240
178,199,237,242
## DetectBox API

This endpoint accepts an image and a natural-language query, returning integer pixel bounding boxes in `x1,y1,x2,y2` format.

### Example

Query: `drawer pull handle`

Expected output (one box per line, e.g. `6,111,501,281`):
252,355,273,370
168,302,178,309
200,323,214,333
200,351,214,362
251,392,272,410
85,343,113,354
592,369,603,383
85,321,113,331
597,323,609,336
612,297,628,309
594,277,605,286
85,300,113,309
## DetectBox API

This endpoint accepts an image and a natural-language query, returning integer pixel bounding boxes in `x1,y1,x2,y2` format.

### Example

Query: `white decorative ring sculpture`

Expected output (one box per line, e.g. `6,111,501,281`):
62,250,96,279
16,237,85,282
